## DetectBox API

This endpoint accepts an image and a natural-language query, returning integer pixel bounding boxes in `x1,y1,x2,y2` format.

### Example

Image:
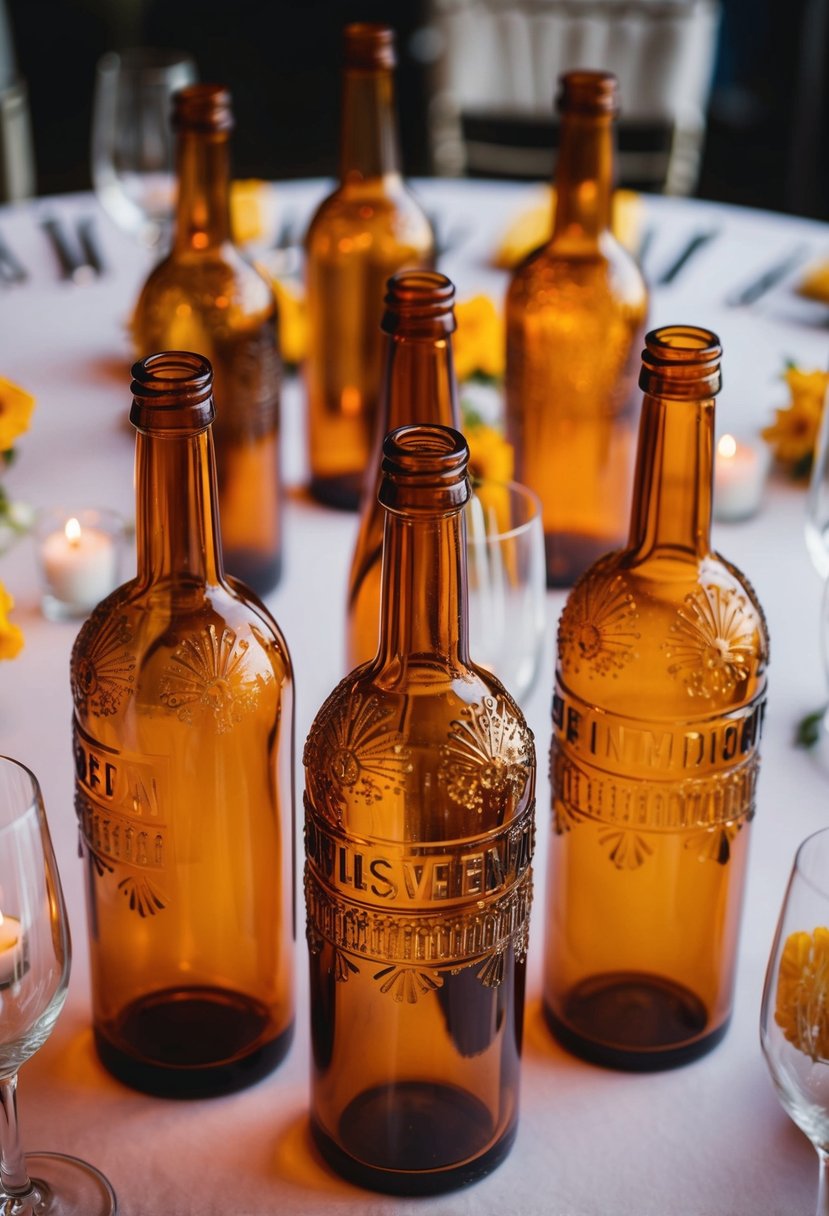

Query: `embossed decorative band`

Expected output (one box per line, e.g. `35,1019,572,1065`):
305,865,532,970
76,790,167,872
553,679,766,779
304,793,535,909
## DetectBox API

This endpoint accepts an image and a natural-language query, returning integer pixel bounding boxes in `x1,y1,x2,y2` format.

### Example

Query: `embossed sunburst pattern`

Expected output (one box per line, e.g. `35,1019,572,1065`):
666,584,759,698
71,610,136,717
159,624,266,732
439,695,531,813
559,574,639,678
303,684,411,824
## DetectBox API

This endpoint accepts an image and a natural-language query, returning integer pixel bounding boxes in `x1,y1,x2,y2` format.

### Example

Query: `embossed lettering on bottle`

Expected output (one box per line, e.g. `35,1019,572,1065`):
542,327,769,1071
305,424,536,1195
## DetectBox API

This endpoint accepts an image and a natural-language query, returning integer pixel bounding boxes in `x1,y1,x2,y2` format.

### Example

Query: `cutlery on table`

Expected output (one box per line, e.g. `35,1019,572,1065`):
656,228,719,286
40,215,102,284
76,216,107,277
725,244,811,307
0,232,27,285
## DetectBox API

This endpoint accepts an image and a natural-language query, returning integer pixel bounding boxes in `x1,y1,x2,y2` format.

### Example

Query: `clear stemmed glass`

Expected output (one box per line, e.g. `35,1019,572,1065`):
761,826,829,1216
465,478,547,703
0,756,116,1215
91,47,196,251
804,371,829,748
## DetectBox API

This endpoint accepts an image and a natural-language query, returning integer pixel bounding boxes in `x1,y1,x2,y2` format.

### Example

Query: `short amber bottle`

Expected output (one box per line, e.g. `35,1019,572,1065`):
133,85,283,594
71,352,294,1096
543,326,769,1069
346,269,461,668
304,424,535,1194
304,24,434,510
505,70,648,587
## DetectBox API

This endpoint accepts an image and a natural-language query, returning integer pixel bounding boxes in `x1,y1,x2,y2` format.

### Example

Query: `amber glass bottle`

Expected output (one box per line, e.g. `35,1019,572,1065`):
132,85,282,594
543,326,769,1070
505,70,648,587
305,24,434,510
71,352,294,1097
346,270,461,668
304,424,535,1194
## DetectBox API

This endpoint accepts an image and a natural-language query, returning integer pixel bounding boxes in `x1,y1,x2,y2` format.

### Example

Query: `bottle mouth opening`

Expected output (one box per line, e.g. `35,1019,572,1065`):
639,325,723,398
172,84,234,133
382,271,456,335
343,23,396,70
379,424,470,514
557,70,618,116
130,351,215,431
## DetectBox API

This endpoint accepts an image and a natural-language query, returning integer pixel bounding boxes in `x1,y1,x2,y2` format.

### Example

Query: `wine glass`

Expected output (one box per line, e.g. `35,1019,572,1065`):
91,47,196,250
804,371,829,750
465,478,546,703
0,756,116,1215
761,826,829,1216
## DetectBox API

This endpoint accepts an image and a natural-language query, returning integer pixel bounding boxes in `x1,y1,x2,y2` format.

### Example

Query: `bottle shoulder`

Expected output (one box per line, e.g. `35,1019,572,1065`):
306,183,433,257
134,248,275,332
508,233,647,312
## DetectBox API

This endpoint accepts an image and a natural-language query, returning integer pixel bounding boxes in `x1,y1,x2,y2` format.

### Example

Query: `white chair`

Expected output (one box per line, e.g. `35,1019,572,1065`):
426,0,721,194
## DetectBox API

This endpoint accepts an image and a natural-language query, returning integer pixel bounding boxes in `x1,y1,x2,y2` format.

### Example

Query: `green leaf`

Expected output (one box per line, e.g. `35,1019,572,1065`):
795,706,828,748
460,400,485,429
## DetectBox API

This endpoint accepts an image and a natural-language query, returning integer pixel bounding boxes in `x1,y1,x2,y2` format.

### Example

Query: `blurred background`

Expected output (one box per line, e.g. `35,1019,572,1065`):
1,0,827,218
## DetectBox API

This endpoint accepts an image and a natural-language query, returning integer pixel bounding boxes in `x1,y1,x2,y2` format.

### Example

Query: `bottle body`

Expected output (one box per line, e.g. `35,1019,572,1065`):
305,425,535,1193
346,271,460,668
132,85,283,594
505,71,648,587
542,326,769,1069
72,353,294,1096
304,25,434,510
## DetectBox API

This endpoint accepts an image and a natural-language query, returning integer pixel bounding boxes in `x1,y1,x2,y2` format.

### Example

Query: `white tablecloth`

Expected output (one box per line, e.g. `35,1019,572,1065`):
1,179,829,1215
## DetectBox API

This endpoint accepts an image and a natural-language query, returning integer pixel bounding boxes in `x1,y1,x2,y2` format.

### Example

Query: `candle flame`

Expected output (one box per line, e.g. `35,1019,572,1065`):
0,911,4,928
65,517,82,546
718,434,738,460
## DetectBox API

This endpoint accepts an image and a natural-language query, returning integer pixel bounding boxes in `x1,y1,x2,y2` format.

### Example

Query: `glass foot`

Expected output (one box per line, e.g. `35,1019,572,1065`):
2,1152,116,1215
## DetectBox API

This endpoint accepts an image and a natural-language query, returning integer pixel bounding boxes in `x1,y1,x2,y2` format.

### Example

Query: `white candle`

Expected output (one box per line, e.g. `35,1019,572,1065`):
713,434,769,522
0,912,25,989
40,516,118,610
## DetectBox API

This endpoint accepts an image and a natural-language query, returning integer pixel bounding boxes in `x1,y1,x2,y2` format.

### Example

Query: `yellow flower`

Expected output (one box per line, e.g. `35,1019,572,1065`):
230,179,267,245
0,582,23,660
272,279,308,369
798,260,829,304
493,185,642,269
761,365,829,475
453,295,505,383
775,927,829,1061
466,420,514,486
0,378,35,452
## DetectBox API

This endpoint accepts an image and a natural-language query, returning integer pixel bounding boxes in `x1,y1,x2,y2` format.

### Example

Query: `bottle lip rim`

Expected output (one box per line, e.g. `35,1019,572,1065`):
379,423,470,514
130,351,215,432
172,83,234,134
639,326,723,397
382,270,457,334
557,69,619,116
342,22,396,70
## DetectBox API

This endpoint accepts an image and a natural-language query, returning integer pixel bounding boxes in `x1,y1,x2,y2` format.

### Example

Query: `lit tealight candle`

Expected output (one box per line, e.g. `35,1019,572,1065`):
37,510,123,619
0,911,26,989
713,433,769,523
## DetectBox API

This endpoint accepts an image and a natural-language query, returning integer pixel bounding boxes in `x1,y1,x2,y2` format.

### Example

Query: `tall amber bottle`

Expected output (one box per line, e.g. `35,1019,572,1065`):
305,24,434,510
133,85,282,594
505,71,648,587
304,424,535,1194
346,270,460,668
71,352,294,1096
543,326,769,1069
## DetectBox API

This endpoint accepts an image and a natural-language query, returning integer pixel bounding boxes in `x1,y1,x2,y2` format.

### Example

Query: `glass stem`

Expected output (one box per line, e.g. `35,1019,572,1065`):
817,1147,829,1216
0,1074,32,1197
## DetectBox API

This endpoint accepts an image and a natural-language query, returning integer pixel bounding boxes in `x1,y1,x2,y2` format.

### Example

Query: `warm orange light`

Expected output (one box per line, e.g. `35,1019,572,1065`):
718,433,738,460
341,386,361,417
192,232,208,250
65,517,82,546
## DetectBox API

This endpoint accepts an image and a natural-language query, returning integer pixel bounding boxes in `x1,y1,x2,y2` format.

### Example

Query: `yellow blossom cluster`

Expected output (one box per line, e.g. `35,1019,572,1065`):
452,295,505,383
465,419,514,486
761,366,829,477
775,926,829,1062
0,376,34,661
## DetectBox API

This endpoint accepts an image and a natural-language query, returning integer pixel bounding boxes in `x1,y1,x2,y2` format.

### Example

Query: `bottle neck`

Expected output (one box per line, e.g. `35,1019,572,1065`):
173,131,232,253
627,392,714,560
134,428,224,585
374,505,470,676
340,67,400,183
552,112,614,245
383,332,459,434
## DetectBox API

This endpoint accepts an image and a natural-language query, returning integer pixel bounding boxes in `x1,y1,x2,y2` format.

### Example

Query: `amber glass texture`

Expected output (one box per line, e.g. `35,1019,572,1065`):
71,352,294,1097
543,326,769,1070
505,70,649,588
304,425,536,1194
346,270,460,668
304,24,434,510
132,84,283,595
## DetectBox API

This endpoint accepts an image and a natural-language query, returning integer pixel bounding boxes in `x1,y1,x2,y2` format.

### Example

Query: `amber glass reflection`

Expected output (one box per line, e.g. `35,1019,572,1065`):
132,85,282,594
346,270,460,668
304,24,434,510
304,425,535,1194
71,353,294,1097
543,326,769,1070
505,71,648,587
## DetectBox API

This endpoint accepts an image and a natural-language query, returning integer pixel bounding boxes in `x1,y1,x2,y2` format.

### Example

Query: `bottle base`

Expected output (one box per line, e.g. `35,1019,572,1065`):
544,530,623,588
309,473,362,512
311,1080,516,1196
543,972,730,1071
95,985,294,1097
